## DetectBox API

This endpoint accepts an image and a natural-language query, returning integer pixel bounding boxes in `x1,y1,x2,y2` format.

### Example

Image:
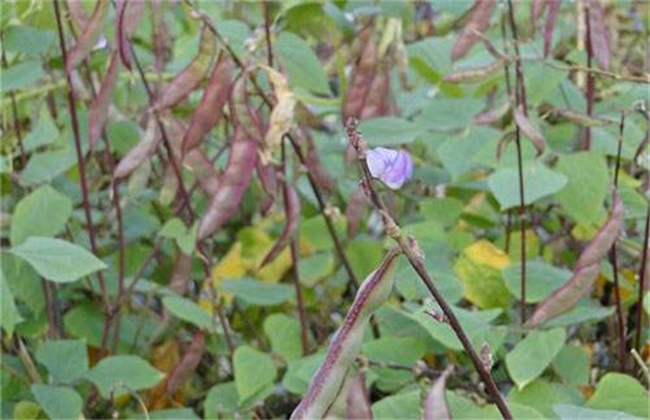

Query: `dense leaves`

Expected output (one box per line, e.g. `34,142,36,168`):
1,1,648,419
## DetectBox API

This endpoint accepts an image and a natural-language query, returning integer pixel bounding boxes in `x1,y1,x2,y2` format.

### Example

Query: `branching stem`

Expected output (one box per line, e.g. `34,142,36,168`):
345,119,512,420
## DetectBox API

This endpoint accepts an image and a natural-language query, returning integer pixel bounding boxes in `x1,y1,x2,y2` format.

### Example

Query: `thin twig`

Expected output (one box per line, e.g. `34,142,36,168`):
53,0,111,355
636,207,650,351
345,119,512,420
634,104,650,352
631,348,650,388
584,5,594,150
505,0,528,324
15,337,41,384
262,0,273,68
610,112,627,372
282,138,310,355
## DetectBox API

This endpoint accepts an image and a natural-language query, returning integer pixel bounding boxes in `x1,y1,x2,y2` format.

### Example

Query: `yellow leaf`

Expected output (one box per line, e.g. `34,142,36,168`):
146,339,182,410
572,223,599,240
499,229,541,261
260,65,296,164
465,239,510,270
238,226,274,265
211,242,247,281
256,247,292,282
455,240,511,309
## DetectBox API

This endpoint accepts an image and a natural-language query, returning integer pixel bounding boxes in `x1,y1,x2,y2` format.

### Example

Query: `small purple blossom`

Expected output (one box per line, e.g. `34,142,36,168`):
366,147,413,189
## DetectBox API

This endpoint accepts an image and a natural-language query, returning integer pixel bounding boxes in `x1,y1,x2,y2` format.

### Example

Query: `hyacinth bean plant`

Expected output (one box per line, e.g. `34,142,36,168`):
2,1,649,419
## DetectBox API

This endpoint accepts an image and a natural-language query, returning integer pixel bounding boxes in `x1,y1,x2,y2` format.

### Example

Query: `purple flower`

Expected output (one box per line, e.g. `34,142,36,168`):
366,147,413,189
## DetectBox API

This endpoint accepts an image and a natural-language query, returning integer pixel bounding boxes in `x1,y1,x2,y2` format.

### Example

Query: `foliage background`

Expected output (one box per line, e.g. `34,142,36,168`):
1,0,649,419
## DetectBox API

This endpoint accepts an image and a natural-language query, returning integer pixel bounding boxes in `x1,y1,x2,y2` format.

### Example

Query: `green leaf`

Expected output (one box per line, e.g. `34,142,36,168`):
159,218,187,238
85,355,164,398
437,126,501,177
63,303,105,348
414,98,485,132
159,218,198,254
544,301,614,327
554,405,642,420
372,390,421,420
358,117,424,146
488,162,568,209
523,61,567,106
411,306,503,351
1,61,45,93
282,353,325,395
220,278,294,306
10,237,107,283
506,328,566,390
204,382,239,418
133,409,199,419
22,111,59,153
451,391,547,419
587,373,649,418
19,147,77,186
508,379,579,418
35,339,88,384
3,25,54,56
363,337,428,392
263,314,304,361
395,242,464,304
31,385,83,420
276,32,331,96
345,239,385,283
298,252,334,287
454,240,512,309
12,401,42,419
162,295,213,330
0,268,23,337
233,346,277,406
502,260,572,303
552,345,590,387
555,152,610,224
10,185,73,245
407,37,453,83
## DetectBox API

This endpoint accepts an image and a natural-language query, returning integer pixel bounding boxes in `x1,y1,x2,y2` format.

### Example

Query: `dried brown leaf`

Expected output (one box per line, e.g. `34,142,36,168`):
155,26,216,110
89,50,120,149
342,26,377,120
345,371,372,420
261,184,300,267
526,195,624,327
116,0,146,69
513,105,546,155
181,52,233,155
184,150,220,196
543,0,560,58
474,101,510,125
531,0,548,24
346,186,366,239
114,117,159,179
197,130,258,240
422,365,454,420
166,332,205,395
261,65,296,164
66,0,109,72
587,0,610,71
451,0,496,61
444,60,505,84
168,253,193,295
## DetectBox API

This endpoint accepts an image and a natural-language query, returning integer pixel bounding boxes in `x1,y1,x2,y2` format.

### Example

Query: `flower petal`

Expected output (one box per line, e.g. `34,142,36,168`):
366,148,390,178
380,149,413,189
